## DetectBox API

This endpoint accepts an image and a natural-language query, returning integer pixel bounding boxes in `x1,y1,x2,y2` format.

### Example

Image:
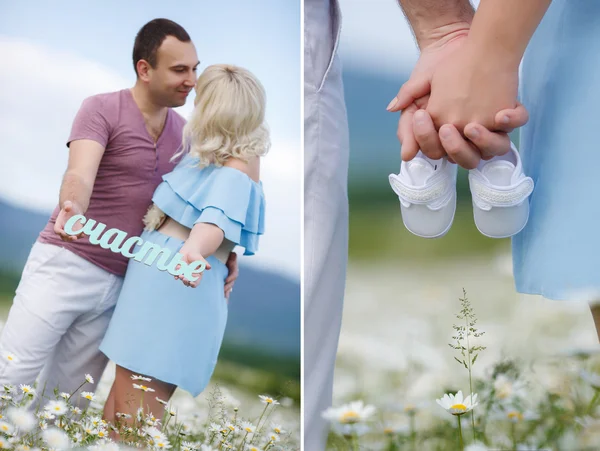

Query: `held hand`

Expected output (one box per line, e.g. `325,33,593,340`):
54,201,84,242
388,32,528,168
400,105,529,169
174,247,211,288
425,39,519,137
224,252,239,300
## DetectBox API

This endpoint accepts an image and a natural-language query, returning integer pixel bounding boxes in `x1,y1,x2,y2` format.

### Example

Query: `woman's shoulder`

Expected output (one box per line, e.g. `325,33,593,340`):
222,156,260,184
164,154,263,195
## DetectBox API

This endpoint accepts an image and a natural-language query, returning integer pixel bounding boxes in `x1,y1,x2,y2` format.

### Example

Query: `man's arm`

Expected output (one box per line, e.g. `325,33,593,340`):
397,0,475,49
54,139,104,241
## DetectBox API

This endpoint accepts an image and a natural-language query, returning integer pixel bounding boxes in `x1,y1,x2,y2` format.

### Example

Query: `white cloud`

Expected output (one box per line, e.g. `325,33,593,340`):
0,36,299,280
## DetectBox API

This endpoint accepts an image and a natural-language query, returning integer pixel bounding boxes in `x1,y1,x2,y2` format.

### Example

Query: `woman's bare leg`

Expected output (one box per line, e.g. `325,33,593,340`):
591,304,600,342
103,386,116,423
112,365,176,428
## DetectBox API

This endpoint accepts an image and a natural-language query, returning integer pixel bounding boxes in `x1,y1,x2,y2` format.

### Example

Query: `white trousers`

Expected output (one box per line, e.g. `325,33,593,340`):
0,241,123,403
304,0,349,449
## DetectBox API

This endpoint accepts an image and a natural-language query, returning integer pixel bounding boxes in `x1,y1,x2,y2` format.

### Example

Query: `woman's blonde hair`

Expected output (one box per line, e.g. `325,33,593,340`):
177,64,270,167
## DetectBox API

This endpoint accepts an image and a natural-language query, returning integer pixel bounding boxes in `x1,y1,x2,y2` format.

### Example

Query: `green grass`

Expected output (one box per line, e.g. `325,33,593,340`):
348,181,510,262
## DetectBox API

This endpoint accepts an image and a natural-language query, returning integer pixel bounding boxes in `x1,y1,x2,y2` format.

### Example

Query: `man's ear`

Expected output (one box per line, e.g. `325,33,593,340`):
136,59,152,82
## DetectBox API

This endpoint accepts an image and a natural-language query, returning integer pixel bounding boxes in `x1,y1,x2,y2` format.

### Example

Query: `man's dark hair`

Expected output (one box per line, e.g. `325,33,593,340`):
132,18,191,76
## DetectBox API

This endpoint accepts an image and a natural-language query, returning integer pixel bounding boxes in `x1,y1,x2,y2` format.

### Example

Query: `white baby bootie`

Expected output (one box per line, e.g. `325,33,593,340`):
468,142,534,238
389,152,457,238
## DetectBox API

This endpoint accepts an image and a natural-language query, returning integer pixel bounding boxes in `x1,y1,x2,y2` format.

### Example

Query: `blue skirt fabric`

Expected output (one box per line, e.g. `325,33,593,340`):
99,229,228,396
512,0,600,301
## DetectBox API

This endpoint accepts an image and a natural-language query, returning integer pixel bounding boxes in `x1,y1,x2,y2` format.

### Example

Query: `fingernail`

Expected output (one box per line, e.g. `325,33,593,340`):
386,97,399,111
440,126,451,139
466,127,479,139
414,110,426,125
502,115,510,124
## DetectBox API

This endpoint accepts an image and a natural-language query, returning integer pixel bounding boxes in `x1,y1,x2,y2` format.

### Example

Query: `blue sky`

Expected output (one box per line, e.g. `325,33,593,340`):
0,0,300,279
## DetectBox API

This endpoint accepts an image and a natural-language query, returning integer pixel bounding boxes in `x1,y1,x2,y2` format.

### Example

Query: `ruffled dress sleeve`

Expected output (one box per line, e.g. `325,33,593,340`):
151,154,265,255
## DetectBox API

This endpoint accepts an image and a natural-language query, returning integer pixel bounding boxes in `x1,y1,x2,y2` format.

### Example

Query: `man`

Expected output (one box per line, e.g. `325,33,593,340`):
0,18,238,401
304,0,538,448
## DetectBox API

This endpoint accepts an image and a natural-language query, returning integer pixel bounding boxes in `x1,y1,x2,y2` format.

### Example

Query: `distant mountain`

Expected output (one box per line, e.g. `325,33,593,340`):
343,68,411,179
0,198,300,361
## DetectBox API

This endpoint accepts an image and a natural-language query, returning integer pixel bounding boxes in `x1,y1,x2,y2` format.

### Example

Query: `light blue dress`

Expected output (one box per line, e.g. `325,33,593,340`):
100,153,265,396
512,0,600,301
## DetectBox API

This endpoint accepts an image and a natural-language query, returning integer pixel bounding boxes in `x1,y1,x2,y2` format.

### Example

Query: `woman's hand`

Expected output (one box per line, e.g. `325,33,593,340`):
426,39,519,137
174,245,211,288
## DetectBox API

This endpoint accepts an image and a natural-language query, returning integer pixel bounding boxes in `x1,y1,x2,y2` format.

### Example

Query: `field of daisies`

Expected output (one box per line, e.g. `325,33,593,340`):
323,259,600,450
0,363,299,451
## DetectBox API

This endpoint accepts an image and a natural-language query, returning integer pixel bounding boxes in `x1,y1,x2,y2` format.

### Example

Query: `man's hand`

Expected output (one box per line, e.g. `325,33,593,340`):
54,200,85,242
224,252,238,300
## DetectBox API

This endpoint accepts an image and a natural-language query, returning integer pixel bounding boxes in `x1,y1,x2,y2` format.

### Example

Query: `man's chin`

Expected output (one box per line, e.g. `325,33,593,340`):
168,99,187,108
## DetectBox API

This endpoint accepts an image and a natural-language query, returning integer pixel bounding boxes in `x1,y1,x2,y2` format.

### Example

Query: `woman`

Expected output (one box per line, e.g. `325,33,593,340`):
99,63,269,424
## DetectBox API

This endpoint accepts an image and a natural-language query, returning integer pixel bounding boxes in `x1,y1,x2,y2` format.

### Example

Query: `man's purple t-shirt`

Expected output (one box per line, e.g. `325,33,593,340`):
38,89,186,276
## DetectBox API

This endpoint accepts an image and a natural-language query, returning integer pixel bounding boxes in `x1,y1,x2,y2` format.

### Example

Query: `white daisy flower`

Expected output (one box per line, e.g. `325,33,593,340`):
144,426,167,442
436,391,479,416
493,375,527,401
240,421,255,434
115,413,132,419
181,442,197,451
155,397,168,406
45,400,68,416
4,353,17,363
383,423,410,435
246,446,260,451
271,423,285,434
0,421,13,435
39,420,48,430
90,416,102,427
83,423,98,435
0,438,11,449
322,400,377,424
7,407,36,432
39,411,56,421
154,440,172,449
59,393,70,400
0,396,11,401
266,433,280,442
258,395,280,405
42,427,70,450
85,374,94,384
81,391,96,401
167,407,177,416
19,385,35,396
131,375,152,382
133,384,155,392
208,423,221,433
507,410,525,422
71,406,82,415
